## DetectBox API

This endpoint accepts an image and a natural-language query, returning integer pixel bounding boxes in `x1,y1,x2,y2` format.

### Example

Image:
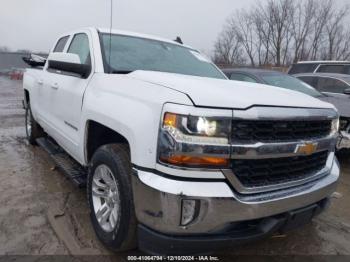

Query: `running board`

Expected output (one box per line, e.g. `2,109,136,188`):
36,137,87,188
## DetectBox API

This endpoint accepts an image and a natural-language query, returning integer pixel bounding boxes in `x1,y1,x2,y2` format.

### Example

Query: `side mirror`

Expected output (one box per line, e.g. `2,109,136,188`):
344,88,350,95
47,53,91,78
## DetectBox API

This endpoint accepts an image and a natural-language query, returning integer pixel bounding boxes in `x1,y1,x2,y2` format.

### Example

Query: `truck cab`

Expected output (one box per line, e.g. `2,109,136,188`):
23,28,340,255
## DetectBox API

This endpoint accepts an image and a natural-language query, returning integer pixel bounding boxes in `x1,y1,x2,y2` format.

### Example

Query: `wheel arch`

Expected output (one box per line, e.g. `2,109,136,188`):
24,89,30,108
84,120,131,164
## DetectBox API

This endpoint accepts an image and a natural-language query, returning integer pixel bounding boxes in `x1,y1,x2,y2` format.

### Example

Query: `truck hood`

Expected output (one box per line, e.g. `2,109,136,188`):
129,71,334,110
319,95,350,118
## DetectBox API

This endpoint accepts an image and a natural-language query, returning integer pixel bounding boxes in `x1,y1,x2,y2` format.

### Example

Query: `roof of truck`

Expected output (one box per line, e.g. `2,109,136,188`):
96,27,193,50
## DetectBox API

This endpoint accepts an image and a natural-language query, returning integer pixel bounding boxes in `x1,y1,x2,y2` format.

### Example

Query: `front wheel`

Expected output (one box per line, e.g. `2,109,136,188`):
25,104,44,145
87,144,137,252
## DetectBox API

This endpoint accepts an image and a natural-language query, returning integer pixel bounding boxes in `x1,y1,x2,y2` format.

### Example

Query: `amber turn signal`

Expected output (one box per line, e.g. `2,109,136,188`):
160,155,229,168
163,113,177,128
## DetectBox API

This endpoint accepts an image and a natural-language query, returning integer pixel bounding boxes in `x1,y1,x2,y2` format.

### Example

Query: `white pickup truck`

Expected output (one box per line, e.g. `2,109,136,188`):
23,27,340,255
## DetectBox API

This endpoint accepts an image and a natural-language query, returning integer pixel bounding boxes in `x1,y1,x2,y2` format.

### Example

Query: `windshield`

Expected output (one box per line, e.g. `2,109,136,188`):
100,33,225,79
260,73,323,97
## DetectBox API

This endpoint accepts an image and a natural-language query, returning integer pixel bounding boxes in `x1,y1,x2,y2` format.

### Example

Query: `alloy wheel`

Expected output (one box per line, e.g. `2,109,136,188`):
92,164,121,232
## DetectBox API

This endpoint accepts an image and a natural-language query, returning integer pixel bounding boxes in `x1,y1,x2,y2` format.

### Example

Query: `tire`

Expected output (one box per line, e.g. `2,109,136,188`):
87,144,137,252
25,104,44,145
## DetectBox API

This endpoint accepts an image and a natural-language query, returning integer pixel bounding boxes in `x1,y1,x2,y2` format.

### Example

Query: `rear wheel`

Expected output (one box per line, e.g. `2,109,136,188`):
87,144,137,252
25,104,44,145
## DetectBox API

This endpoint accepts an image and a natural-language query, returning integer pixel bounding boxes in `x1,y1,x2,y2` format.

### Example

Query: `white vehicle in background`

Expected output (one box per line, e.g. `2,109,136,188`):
23,27,340,255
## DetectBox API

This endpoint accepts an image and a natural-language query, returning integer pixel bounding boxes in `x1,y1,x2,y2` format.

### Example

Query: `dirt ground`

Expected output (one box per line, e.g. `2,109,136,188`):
0,76,349,260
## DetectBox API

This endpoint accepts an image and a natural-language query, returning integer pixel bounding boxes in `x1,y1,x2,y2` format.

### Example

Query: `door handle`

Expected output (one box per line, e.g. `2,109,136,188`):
51,83,59,90
37,79,44,85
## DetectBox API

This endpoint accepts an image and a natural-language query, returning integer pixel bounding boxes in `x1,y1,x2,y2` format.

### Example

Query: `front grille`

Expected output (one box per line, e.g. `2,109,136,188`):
231,151,328,188
232,120,331,143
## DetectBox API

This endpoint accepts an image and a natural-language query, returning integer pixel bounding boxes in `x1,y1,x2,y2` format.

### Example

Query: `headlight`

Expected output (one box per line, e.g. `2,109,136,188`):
331,118,340,135
158,112,231,168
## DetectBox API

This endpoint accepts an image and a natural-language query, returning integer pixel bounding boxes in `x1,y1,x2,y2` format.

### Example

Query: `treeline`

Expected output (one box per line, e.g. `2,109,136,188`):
213,0,350,67
0,46,32,53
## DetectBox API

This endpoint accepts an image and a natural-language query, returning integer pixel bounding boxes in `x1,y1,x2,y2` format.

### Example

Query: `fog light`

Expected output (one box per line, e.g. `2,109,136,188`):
181,199,199,226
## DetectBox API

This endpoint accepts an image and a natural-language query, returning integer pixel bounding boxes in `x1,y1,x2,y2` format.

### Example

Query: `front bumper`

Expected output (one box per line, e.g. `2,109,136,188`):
138,198,329,255
132,160,339,255
132,159,339,235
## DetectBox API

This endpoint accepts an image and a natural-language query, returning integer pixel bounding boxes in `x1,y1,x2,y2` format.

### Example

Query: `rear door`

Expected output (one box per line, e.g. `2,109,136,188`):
48,31,94,159
37,35,70,127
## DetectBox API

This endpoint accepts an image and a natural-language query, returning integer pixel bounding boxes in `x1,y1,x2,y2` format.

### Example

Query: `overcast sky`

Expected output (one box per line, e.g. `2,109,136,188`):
1,0,349,55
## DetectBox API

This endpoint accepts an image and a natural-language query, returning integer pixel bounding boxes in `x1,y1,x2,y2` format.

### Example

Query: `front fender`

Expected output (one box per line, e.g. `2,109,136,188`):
79,73,192,168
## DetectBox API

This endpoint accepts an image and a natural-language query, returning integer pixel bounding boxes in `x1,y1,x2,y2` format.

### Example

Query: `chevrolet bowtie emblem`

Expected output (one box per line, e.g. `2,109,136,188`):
295,142,318,155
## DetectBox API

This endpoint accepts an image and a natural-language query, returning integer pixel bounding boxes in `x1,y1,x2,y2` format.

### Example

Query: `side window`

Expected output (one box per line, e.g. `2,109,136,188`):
316,78,348,93
317,65,345,74
298,76,316,88
67,33,91,65
344,65,350,74
230,73,257,83
288,63,318,74
53,36,69,52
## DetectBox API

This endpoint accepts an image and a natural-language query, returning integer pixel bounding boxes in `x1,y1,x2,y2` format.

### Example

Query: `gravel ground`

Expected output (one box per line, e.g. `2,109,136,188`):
0,76,349,261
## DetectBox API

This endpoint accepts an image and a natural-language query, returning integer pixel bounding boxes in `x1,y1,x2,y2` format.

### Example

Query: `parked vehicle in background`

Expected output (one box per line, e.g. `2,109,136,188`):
293,73,350,98
288,61,350,75
222,68,350,151
294,73,350,150
23,28,340,255
223,68,326,98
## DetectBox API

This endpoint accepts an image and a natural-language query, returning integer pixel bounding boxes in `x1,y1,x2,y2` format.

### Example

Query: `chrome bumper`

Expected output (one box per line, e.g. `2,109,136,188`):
138,198,329,255
131,159,339,235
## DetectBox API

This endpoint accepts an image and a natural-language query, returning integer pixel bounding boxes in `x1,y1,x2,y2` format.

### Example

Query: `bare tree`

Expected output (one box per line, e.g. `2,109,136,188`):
212,26,246,66
252,7,273,66
290,0,315,62
230,10,257,66
258,0,294,66
213,0,350,67
334,30,350,60
304,0,331,60
325,4,350,60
